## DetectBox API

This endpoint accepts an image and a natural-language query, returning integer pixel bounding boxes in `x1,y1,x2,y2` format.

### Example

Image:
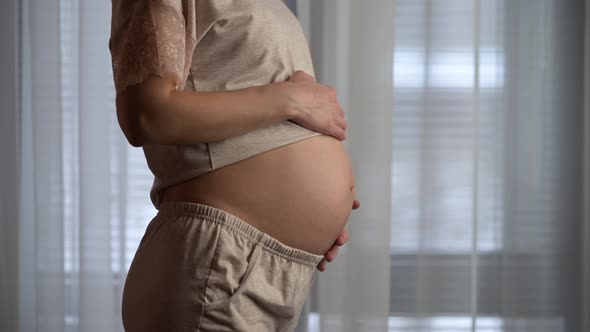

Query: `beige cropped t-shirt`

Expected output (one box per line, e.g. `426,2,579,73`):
109,0,322,209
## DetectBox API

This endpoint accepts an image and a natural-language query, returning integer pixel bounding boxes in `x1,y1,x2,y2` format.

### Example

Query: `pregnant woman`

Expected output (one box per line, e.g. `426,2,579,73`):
109,0,358,331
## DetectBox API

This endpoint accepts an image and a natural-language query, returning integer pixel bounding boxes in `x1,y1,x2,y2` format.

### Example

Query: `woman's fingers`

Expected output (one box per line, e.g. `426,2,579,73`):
289,70,315,83
316,241,343,271
338,128,346,141
336,118,347,133
317,200,360,271
324,245,340,262
317,259,327,272
335,228,349,246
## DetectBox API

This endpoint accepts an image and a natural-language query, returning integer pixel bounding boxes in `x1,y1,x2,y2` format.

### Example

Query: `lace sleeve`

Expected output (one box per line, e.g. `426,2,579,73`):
109,0,196,96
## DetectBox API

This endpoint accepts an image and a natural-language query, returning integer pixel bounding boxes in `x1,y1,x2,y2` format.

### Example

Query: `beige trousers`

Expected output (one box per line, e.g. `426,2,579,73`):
121,201,323,332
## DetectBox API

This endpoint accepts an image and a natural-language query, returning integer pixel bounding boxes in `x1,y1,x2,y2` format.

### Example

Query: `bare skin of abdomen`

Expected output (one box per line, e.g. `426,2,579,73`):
160,134,356,256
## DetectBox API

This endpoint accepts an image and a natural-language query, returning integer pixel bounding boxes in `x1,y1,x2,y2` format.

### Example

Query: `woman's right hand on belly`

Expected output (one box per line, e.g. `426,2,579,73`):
275,70,347,141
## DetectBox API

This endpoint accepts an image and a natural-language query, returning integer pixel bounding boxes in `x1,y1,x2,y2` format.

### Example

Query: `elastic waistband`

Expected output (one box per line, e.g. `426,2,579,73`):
156,201,324,267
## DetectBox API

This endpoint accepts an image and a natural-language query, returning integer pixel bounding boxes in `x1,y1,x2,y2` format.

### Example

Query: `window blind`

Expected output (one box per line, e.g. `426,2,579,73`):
388,1,583,331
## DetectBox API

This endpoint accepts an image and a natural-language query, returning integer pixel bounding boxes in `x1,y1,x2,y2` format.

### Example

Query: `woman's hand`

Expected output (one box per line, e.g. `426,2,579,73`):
317,199,360,272
280,70,347,141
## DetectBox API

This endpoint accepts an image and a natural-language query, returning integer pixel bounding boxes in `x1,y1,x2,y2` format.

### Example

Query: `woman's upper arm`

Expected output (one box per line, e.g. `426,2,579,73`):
109,0,196,145
115,74,176,147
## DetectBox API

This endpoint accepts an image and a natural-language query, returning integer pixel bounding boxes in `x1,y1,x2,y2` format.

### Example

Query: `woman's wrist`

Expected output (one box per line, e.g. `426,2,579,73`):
256,81,299,122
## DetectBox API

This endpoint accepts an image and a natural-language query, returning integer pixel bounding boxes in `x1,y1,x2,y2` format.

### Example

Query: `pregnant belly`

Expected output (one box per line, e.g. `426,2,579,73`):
160,134,356,255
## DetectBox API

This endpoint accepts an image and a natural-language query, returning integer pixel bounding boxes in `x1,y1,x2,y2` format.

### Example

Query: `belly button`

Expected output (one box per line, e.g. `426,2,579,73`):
349,184,354,191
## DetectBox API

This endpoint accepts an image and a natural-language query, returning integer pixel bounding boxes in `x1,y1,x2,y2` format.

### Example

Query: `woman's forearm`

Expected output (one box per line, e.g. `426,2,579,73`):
116,75,294,147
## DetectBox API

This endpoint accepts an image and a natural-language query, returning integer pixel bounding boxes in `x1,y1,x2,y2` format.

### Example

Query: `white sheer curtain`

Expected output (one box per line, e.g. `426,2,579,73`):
15,0,154,331
0,0,19,331
1,0,588,332
295,1,395,331
298,0,590,331
584,2,590,330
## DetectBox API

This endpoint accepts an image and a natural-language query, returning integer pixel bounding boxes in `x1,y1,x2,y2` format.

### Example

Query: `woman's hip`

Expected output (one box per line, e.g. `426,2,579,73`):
121,201,323,332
